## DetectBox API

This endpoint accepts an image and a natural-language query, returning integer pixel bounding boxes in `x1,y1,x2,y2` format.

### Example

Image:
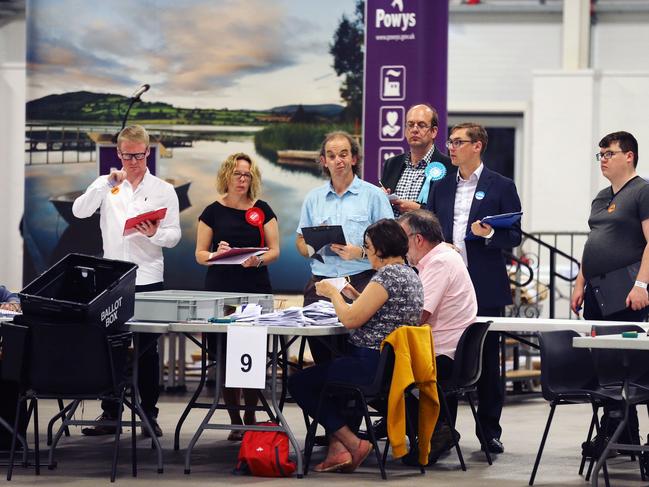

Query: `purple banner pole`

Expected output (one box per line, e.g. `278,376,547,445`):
362,0,449,183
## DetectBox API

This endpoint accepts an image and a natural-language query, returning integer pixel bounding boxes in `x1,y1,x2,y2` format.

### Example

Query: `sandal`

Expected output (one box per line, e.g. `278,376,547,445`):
313,451,352,473
341,440,373,472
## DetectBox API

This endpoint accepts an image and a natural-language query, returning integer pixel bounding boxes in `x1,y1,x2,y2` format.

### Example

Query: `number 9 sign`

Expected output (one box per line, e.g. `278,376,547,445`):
226,325,268,389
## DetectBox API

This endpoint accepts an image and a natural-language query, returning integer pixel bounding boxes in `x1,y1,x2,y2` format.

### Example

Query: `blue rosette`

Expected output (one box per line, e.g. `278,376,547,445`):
417,161,447,203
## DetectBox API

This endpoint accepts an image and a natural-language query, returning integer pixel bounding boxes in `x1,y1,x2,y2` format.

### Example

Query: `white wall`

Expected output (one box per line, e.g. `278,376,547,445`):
0,18,26,289
448,12,562,112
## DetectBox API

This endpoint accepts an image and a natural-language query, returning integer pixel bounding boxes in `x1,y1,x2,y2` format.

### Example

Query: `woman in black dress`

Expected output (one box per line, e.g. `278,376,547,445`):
195,152,280,439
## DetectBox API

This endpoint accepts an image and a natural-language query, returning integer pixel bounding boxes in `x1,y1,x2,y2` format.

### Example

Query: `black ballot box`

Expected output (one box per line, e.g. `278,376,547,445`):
18,253,137,329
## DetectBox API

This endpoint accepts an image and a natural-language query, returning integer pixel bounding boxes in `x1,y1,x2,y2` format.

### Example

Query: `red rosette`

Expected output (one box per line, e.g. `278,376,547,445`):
245,207,266,247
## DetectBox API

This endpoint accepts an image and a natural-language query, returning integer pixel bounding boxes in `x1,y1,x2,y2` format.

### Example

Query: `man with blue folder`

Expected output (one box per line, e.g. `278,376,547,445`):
426,122,521,455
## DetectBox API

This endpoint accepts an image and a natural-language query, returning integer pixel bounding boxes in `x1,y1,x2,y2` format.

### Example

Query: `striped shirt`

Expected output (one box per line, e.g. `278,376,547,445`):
392,145,436,216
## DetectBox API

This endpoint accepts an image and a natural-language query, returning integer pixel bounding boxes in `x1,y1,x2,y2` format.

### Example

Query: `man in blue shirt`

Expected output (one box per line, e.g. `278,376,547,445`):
296,131,393,363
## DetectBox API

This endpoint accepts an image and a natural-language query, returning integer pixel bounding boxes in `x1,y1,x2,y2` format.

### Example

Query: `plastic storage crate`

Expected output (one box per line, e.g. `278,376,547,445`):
19,253,137,328
133,290,274,322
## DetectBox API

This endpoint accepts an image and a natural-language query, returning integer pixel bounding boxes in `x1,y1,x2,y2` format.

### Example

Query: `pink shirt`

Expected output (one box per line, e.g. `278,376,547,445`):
416,244,478,359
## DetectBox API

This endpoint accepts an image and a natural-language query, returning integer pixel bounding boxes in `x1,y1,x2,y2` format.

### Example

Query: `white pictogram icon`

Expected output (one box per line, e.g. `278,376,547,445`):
380,65,406,101
379,106,404,141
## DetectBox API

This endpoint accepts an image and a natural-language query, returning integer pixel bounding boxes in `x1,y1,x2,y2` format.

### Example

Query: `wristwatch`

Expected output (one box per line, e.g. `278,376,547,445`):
257,256,264,268
635,280,648,289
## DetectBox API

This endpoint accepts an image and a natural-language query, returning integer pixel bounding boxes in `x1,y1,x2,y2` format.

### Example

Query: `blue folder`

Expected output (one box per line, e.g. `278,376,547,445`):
465,211,523,240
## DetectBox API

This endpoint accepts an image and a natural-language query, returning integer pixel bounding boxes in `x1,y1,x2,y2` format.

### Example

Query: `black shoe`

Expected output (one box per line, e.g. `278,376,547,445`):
359,418,388,440
428,423,459,464
481,437,504,454
81,413,118,436
581,435,617,459
142,418,163,438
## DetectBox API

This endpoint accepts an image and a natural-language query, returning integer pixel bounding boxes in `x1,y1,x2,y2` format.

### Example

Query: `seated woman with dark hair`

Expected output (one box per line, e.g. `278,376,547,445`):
288,218,423,473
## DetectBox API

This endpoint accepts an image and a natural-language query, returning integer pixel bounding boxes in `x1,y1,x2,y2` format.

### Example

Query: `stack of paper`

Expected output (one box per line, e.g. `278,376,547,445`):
302,300,339,326
256,307,306,327
229,303,263,321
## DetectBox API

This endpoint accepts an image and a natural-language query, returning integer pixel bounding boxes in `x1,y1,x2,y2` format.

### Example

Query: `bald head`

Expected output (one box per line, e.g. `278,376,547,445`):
406,104,439,154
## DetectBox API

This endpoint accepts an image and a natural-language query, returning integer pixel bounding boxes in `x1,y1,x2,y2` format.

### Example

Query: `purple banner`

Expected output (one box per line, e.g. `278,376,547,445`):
362,0,449,183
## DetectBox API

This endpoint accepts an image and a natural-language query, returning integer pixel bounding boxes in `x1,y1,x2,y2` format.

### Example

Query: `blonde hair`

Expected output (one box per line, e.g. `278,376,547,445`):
117,124,150,150
216,152,262,200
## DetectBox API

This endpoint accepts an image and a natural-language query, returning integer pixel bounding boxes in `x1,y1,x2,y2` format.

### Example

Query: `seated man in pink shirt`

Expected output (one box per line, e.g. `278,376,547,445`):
398,209,478,462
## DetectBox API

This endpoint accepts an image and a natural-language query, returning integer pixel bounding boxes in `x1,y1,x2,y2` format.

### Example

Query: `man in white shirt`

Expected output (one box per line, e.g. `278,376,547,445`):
73,125,181,437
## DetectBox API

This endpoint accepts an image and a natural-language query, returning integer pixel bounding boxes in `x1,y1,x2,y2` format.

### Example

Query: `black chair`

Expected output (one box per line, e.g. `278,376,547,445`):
302,343,423,479
436,321,493,471
528,330,603,485
4,320,135,482
587,324,649,482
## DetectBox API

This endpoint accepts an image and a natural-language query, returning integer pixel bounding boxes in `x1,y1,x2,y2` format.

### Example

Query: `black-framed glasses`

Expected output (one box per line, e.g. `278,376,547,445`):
119,151,147,160
406,122,431,131
595,150,625,162
232,171,253,181
445,139,473,149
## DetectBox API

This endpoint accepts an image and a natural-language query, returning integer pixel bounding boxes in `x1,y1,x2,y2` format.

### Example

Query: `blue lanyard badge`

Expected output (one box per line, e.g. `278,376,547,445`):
417,161,447,203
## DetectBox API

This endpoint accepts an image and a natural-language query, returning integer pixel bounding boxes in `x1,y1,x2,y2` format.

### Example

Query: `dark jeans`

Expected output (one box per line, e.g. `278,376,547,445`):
103,281,163,420
405,353,455,440
0,368,27,450
476,306,504,441
303,269,375,364
436,354,457,427
288,344,380,434
584,284,649,445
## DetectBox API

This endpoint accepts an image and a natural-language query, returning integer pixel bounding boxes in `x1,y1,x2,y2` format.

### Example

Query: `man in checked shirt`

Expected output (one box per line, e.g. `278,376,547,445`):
381,103,451,217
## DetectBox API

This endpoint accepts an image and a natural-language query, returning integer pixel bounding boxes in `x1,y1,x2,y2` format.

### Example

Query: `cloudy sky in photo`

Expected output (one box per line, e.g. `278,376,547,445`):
27,0,357,109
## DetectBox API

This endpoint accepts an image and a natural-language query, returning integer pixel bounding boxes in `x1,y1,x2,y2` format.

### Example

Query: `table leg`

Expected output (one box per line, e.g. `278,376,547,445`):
184,333,224,474
167,332,177,390
269,335,303,478
133,333,164,473
174,333,208,451
179,333,187,390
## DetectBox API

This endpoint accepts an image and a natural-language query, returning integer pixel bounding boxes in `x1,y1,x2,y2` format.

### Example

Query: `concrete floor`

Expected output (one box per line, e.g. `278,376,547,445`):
2,391,649,487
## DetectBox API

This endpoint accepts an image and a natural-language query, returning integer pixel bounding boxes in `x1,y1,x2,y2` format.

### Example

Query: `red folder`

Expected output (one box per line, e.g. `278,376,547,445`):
123,208,167,236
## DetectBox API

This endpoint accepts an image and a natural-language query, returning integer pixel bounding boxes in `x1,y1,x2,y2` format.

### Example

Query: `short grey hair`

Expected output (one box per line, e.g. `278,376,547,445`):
398,209,444,244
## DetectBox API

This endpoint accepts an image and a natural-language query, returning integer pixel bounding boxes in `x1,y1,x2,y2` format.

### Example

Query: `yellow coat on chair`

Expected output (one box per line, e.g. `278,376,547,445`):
382,325,440,465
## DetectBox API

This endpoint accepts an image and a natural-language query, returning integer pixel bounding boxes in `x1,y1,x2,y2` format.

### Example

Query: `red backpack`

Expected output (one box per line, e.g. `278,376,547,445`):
235,423,296,477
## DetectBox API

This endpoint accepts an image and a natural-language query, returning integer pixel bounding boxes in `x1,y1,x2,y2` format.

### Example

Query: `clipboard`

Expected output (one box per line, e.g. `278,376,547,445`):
207,247,269,265
123,207,167,236
301,225,346,262
589,261,640,317
466,211,522,240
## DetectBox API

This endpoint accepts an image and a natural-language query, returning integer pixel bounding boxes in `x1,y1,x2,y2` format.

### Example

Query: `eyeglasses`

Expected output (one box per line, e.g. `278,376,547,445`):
232,171,253,181
406,122,431,131
446,139,473,149
595,150,625,162
119,151,147,160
